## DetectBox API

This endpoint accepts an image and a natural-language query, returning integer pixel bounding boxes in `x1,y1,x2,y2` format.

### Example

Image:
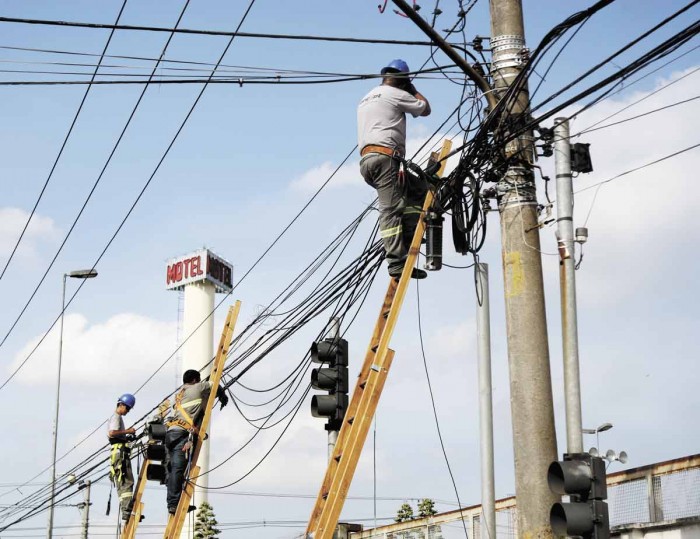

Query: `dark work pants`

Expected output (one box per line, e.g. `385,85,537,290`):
165,429,190,510
360,153,428,275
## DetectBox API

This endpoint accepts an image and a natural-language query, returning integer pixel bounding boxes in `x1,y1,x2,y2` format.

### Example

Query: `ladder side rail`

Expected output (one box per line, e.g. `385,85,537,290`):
163,301,241,539
190,300,240,467
306,281,397,530
314,349,395,539
313,189,432,537
121,459,150,539
307,140,453,538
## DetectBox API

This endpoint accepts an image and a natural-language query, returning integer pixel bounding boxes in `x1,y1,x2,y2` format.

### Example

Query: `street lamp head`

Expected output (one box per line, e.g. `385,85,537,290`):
597,422,613,433
67,269,98,279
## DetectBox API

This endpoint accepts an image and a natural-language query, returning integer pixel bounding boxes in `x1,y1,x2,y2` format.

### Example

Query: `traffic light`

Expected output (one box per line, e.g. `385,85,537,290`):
571,142,593,173
310,337,349,432
548,453,610,539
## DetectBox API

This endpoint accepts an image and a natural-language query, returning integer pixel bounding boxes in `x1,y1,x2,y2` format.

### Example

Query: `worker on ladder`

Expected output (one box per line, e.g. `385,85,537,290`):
357,59,432,280
164,369,229,515
108,393,137,521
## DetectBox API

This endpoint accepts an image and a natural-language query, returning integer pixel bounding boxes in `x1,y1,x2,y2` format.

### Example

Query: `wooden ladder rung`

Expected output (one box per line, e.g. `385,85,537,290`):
304,139,453,539
162,302,241,539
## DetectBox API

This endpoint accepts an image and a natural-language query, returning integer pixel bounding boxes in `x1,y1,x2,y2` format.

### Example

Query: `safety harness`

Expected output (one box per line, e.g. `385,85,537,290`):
166,388,201,432
109,443,130,484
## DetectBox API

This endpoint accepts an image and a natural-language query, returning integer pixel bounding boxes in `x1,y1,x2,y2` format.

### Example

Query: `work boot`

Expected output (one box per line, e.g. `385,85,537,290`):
390,268,427,281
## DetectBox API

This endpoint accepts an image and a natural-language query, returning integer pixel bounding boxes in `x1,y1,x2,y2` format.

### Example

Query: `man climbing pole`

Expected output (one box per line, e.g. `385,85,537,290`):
164,369,229,515
108,393,137,521
357,59,432,280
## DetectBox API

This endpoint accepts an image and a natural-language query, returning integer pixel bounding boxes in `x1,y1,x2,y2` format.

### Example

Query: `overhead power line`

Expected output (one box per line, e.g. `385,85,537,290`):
0,26,472,521
0,0,128,282
577,141,700,196
0,0,195,382
577,142,700,228
0,16,466,47
578,94,700,134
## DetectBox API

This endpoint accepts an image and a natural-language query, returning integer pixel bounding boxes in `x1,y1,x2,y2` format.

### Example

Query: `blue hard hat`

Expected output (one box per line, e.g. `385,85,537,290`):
118,393,136,409
381,59,410,75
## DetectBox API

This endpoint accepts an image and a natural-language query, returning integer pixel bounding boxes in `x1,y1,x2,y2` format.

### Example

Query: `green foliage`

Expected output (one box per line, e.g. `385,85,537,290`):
194,501,221,539
395,502,414,522
417,498,437,518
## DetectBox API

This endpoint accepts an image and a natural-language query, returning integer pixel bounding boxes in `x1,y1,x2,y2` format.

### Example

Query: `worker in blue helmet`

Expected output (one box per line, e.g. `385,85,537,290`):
358,59,431,280
108,393,137,521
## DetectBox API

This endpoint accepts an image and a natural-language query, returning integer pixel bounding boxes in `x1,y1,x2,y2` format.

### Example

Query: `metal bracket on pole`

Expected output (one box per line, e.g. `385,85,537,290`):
497,167,537,208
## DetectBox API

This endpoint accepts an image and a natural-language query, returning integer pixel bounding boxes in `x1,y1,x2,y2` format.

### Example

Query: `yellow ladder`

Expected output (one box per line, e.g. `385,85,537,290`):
162,301,241,539
305,140,452,539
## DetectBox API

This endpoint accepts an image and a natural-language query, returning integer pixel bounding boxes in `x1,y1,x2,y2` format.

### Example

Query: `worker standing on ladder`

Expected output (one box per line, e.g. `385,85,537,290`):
357,59,432,280
164,369,229,515
108,393,137,521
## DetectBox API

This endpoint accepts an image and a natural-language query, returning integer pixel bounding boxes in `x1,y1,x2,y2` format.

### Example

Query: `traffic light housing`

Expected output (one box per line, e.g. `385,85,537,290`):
571,142,593,173
310,338,349,432
548,453,610,539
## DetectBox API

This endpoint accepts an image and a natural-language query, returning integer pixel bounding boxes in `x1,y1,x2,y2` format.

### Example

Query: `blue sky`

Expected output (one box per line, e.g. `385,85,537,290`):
0,1,699,537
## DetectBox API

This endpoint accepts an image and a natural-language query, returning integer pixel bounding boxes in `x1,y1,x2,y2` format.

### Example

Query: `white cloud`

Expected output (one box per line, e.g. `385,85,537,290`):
0,207,60,260
429,319,476,362
289,160,362,192
10,312,177,386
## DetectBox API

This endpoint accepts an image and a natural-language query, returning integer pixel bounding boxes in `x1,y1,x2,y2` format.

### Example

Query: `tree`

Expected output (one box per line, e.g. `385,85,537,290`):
194,501,221,539
395,502,414,523
417,498,437,518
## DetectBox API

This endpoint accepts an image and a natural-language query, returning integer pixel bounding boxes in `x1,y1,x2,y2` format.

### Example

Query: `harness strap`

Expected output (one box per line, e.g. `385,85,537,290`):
174,388,195,428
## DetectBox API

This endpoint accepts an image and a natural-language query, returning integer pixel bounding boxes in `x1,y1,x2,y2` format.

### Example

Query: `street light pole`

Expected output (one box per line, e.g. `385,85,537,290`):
47,269,97,539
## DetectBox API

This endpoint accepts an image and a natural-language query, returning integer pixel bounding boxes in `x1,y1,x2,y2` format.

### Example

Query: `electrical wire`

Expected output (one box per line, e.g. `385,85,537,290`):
0,16,469,47
0,0,128,282
578,141,700,226
415,282,469,539
578,94,700,135
0,0,256,392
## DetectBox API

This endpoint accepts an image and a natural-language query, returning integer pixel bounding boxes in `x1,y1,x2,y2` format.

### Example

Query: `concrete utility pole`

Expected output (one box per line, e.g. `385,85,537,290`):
476,263,496,539
78,481,91,539
489,1,559,536
553,118,584,454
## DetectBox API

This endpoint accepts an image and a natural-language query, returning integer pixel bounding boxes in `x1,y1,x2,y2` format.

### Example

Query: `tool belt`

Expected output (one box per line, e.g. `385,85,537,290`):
165,418,195,431
360,144,403,159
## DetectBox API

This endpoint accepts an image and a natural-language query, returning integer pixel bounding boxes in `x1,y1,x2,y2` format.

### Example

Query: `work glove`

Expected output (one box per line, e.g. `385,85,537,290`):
216,386,229,410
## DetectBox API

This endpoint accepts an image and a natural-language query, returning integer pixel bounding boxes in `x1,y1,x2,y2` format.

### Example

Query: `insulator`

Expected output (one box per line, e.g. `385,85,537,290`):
424,211,444,271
